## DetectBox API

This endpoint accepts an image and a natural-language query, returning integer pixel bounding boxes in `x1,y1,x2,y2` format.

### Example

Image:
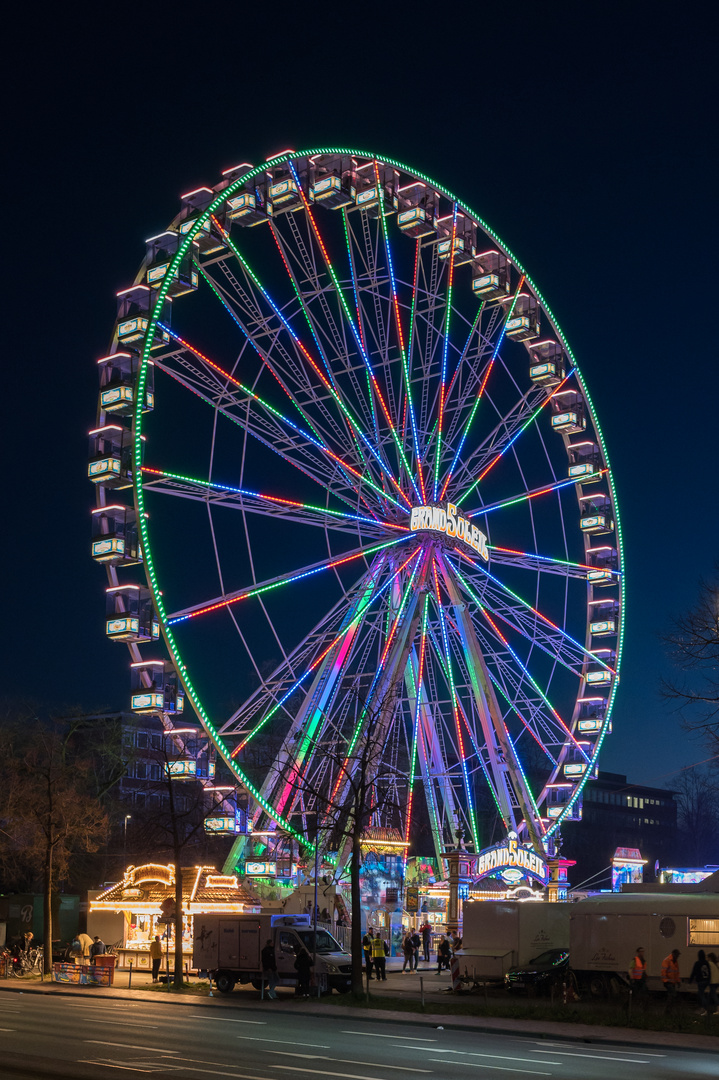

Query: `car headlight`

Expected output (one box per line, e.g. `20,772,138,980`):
325,963,338,974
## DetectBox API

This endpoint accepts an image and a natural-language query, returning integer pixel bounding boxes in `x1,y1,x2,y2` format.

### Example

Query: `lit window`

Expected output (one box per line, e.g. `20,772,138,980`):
689,919,719,947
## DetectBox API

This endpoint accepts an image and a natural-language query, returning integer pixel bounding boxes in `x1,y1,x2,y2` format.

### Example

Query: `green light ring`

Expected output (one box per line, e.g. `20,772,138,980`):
130,145,623,846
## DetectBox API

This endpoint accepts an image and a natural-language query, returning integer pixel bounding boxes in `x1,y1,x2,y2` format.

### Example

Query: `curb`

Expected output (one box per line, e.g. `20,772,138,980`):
1,980,716,1054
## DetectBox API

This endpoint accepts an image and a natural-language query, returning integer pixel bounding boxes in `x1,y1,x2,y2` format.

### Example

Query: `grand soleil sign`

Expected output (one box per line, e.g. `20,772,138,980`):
475,832,548,885
410,502,488,561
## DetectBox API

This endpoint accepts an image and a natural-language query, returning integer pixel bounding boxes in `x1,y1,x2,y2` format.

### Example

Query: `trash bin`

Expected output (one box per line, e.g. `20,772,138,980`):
92,954,116,985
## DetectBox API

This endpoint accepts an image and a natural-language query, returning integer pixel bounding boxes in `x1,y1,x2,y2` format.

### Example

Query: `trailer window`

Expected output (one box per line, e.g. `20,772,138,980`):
688,919,719,947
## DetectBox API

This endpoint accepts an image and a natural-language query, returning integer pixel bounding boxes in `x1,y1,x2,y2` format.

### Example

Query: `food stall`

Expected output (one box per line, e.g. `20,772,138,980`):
90,862,260,971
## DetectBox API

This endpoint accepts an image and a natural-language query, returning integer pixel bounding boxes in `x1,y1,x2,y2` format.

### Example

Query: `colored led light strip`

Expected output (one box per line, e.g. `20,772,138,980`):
488,545,618,577
141,466,409,533
328,549,423,806
433,205,458,501
403,592,429,871
287,160,421,504
233,547,420,755
453,558,616,678
457,368,576,505
168,534,412,625
435,571,480,851
440,277,526,501
212,217,411,511
468,470,607,518
476,604,587,762
374,161,425,502
158,323,403,513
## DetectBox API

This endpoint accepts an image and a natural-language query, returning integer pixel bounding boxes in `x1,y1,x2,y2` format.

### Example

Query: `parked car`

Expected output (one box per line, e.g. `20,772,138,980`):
504,948,569,994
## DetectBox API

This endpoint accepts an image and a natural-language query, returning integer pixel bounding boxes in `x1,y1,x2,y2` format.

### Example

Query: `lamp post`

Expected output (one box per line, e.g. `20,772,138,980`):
123,814,132,867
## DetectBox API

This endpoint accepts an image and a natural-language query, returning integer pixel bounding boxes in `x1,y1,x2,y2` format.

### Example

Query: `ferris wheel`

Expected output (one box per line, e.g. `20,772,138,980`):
89,147,623,873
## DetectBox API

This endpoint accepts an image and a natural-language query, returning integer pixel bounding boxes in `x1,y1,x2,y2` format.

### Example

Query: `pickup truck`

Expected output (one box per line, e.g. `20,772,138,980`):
193,913,353,995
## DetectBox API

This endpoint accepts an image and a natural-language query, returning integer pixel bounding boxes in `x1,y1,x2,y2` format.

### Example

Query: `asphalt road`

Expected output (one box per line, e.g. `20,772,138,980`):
0,995,716,1079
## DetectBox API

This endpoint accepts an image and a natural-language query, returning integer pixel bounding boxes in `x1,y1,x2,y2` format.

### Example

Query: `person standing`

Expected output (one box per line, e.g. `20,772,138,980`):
706,952,719,1015
149,935,163,983
362,932,374,980
661,948,681,1012
402,931,414,973
294,946,313,998
422,922,431,963
437,935,451,974
90,936,106,959
77,932,94,964
372,932,387,981
689,949,711,1015
629,946,648,1006
411,928,421,970
261,939,278,999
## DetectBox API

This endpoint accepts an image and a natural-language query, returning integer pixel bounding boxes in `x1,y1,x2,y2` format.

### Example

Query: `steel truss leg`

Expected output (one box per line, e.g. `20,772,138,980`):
438,556,545,851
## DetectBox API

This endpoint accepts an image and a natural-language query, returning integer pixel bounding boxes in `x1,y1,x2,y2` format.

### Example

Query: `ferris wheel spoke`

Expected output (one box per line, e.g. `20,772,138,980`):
166,533,414,626
455,561,615,677
203,259,407,501
467,469,607,522
486,545,609,580
153,350,401,517
453,368,578,506
140,466,400,539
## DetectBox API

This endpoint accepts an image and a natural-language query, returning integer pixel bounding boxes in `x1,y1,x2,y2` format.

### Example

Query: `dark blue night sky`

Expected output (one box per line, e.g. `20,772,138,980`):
4,4,716,792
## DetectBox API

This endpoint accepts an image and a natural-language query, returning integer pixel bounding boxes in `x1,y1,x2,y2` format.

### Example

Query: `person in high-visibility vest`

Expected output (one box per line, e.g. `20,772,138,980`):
661,949,682,1012
371,932,387,981
629,946,647,1004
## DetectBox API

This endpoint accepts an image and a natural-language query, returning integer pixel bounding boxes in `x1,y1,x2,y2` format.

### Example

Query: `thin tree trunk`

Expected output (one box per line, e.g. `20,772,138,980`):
44,842,53,975
173,861,184,987
350,822,363,997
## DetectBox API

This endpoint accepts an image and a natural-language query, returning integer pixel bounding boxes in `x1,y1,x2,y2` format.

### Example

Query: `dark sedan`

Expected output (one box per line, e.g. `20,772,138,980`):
504,948,570,993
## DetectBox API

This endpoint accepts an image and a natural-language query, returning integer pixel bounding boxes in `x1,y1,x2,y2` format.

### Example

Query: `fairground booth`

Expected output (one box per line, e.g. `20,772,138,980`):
89,863,259,971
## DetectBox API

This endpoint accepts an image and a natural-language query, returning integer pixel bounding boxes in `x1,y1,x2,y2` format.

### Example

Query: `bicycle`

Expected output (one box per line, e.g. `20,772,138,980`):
9,945,43,977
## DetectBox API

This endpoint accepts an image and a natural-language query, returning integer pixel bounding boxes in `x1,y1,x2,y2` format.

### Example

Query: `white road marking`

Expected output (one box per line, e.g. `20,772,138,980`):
84,1040,178,1053
168,1056,275,1078
533,1049,653,1063
84,1020,159,1029
237,1036,331,1047
271,1069,396,1080
0,1028,17,1032
189,1014,266,1024
537,1043,666,1057
77,1063,153,1074
429,1062,550,1076
341,1030,437,1041
402,1049,561,1065
269,1053,430,1072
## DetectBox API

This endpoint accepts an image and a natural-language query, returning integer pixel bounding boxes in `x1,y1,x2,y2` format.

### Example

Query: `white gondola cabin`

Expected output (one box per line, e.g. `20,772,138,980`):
310,173,353,209
177,187,226,254
98,352,154,416
505,294,540,340
105,584,159,643
528,340,565,386
91,504,141,565
145,231,198,297
472,249,510,303
130,660,184,715
88,424,136,489
116,285,171,351
226,190,268,226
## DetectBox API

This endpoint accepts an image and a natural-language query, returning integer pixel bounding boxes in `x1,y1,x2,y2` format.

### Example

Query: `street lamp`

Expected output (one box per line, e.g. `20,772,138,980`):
123,814,132,866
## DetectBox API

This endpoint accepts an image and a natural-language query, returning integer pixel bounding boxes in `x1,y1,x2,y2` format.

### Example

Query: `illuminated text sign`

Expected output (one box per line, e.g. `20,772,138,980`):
410,502,488,561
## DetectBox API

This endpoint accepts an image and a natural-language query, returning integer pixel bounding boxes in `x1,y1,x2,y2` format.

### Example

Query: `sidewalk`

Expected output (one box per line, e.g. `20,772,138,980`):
1,968,716,1055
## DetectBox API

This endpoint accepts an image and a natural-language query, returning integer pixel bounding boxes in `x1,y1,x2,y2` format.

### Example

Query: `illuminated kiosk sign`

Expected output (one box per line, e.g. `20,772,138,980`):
410,502,488,561
475,832,548,886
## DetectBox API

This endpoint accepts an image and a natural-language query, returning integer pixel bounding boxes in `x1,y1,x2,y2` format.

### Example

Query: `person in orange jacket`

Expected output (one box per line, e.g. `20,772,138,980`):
629,946,648,1007
661,948,681,1012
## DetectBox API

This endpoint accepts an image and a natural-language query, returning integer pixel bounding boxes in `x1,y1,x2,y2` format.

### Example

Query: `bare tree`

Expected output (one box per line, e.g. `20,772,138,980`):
0,710,116,973
662,566,719,754
669,768,719,866
264,689,405,997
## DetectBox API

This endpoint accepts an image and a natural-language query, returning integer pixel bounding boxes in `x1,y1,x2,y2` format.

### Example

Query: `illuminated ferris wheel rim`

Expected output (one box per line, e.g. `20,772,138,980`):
109,145,625,853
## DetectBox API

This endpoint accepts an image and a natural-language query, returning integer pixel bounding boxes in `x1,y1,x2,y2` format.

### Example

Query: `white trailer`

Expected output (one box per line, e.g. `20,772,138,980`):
192,912,353,995
460,901,570,980
569,892,719,994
